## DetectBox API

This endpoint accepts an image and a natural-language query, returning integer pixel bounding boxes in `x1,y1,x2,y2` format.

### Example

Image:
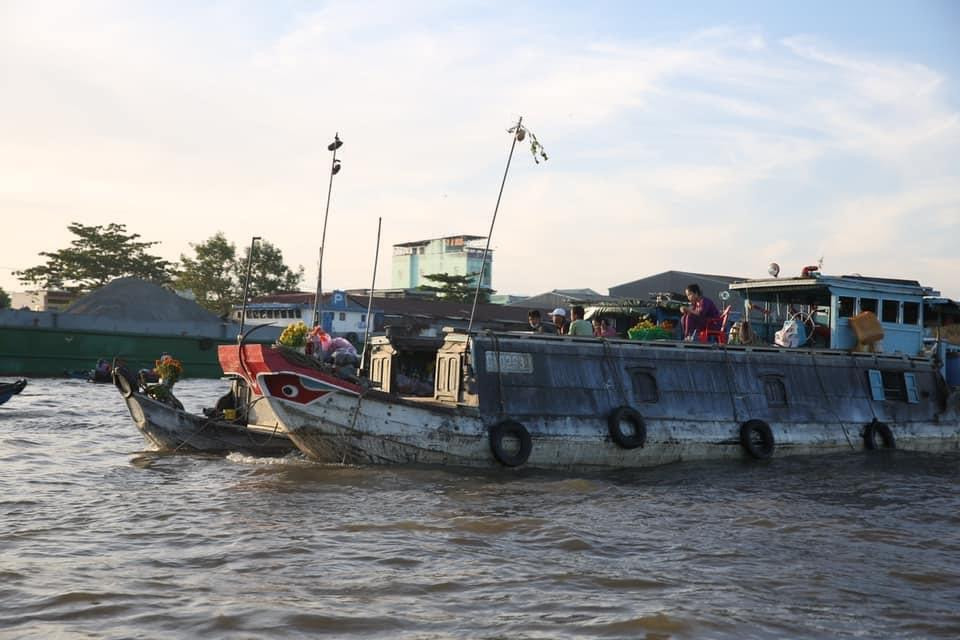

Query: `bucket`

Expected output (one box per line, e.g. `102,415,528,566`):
946,351,960,387
223,408,237,421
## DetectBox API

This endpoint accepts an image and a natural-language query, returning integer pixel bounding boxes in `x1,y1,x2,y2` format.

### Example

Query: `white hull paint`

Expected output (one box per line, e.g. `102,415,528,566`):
122,389,294,456
263,389,960,470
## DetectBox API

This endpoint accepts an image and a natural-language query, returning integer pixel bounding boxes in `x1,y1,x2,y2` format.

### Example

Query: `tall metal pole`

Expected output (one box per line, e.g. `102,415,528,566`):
467,116,522,334
237,236,261,342
360,217,383,375
313,133,343,329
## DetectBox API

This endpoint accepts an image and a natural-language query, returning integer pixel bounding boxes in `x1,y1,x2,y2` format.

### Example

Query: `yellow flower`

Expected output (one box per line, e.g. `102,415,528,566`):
279,321,309,347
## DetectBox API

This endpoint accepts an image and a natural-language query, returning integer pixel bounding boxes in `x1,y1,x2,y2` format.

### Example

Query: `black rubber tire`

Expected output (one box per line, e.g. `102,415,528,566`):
608,406,647,449
740,420,775,459
489,420,533,467
863,420,896,450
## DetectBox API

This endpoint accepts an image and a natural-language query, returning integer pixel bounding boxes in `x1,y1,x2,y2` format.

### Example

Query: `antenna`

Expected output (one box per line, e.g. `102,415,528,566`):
237,236,262,342
313,133,343,330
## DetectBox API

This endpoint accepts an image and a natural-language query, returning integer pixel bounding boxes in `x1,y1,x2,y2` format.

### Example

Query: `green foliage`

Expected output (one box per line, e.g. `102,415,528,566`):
174,234,303,316
15,222,172,293
236,240,304,299
0,287,10,309
172,232,238,316
418,272,495,303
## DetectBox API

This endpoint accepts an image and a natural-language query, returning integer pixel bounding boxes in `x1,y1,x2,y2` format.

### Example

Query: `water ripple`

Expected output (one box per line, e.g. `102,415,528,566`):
0,379,959,638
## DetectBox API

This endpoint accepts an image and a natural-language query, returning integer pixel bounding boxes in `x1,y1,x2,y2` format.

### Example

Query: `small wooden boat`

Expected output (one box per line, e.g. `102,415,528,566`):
0,379,28,406
112,367,295,456
64,368,113,383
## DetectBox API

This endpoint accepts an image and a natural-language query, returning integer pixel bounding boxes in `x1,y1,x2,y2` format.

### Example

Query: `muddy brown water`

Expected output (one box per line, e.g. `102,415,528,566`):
1,378,958,639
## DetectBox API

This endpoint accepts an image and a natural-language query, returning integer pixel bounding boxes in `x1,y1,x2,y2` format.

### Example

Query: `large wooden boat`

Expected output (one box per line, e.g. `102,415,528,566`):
217,274,960,470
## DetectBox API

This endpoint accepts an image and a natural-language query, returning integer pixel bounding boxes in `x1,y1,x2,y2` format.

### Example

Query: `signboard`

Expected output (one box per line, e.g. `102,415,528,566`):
485,351,534,374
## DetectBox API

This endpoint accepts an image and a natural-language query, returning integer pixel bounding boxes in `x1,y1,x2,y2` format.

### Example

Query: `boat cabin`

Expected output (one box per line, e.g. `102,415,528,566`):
729,274,933,355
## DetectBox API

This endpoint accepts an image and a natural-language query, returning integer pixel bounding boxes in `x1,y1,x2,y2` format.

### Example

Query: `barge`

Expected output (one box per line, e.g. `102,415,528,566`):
217,273,960,470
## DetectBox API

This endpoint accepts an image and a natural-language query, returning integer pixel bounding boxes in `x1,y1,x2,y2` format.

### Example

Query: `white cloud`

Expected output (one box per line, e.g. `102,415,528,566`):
1,3,958,300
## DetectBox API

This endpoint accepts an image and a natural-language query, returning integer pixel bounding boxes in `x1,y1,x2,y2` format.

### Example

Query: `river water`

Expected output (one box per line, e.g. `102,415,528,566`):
1,378,958,639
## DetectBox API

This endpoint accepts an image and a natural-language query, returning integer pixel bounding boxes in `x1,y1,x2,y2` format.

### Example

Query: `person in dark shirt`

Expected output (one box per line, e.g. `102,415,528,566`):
527,309,557,334
680,283,720,340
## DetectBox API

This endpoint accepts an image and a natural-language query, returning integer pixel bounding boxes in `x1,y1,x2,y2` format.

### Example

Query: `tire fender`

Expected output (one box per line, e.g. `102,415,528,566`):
488,420,533,467
863,420,896,450
740,419,775,459
608,406,647,449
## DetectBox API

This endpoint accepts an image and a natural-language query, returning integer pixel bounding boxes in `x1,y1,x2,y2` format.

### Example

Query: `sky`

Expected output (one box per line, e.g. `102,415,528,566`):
2,0,959,299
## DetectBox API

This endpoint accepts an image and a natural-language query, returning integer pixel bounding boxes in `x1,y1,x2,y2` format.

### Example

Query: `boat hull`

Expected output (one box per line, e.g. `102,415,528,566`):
119,386,295,457
239,333,960,470
265,388,960,469
0,378,28,406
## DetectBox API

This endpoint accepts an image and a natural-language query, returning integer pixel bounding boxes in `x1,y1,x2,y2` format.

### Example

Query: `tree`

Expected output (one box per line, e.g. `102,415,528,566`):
0,287,10,309
172,232,239,316
174,234,303,316
15,222,173,293
418,272,495,303
236,240,304,299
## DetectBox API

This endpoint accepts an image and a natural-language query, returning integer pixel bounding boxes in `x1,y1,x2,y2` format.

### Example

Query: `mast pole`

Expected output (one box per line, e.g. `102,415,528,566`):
467,116,522,334
313,133,343,329
237,236,261,342
360,217,383,375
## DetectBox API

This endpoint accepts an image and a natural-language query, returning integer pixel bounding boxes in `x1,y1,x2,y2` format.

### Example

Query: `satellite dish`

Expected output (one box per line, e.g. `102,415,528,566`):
768,263,780,278
719,290,731,301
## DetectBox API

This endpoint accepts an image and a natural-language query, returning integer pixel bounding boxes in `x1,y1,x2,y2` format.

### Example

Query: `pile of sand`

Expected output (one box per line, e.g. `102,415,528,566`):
68,278,222,323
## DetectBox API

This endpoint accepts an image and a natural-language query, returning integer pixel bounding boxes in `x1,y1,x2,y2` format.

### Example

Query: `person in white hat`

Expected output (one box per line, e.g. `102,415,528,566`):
550,307,569,335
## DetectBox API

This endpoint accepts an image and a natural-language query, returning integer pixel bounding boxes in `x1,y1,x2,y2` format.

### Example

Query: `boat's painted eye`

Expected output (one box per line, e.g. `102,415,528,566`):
281,384,299,398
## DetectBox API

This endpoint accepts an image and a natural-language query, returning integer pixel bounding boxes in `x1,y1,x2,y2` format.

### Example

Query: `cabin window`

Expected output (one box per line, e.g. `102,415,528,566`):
762,376,788,407
859,298,878,315
838,297,855,318
881,300,899,323
629,370,659,403
868,369,908,402
902,302,920,325
882,371,909,402
339,312,346,321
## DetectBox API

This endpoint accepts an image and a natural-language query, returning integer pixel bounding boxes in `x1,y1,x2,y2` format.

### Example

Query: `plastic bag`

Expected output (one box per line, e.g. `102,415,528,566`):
775,320,804,348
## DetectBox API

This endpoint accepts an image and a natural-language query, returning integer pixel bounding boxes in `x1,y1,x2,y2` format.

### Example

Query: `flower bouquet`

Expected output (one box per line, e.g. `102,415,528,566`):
145,355,185,409
155,356,183,387
278,321,308,349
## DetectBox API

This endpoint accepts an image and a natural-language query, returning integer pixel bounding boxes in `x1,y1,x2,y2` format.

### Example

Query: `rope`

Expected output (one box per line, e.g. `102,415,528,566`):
600,339,628,407
849,351,880,424
719,345,743,424
812,352,855,449
490,332,506,417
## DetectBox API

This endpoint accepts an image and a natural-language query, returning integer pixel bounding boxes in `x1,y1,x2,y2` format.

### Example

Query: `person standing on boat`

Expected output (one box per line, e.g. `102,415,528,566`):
567,305,593,336
551,308,569,335
527,309,557,334
680,283,720,340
